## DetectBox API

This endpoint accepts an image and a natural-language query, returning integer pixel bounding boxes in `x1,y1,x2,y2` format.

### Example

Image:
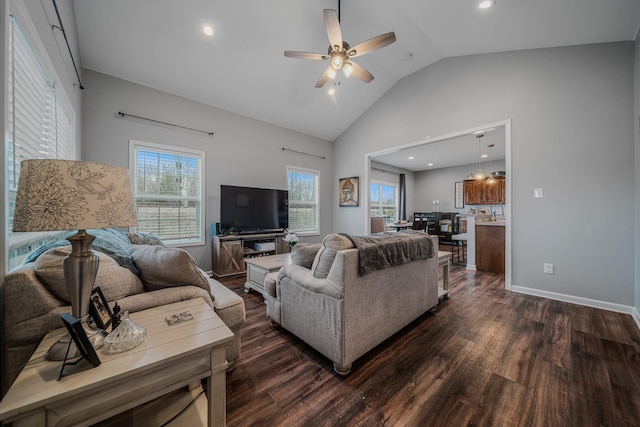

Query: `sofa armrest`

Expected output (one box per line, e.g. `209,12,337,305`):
277,265,343,299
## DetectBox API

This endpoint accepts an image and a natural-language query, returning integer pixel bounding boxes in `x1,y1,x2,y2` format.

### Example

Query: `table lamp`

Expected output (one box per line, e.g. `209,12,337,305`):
12,159,138,359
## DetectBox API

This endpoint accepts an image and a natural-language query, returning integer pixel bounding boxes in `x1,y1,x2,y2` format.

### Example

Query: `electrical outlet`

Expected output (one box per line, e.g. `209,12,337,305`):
534,188,544,199
544,263,554,274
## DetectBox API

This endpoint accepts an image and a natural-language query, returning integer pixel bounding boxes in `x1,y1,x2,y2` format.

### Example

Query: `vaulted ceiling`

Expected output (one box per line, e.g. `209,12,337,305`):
73,0,640,142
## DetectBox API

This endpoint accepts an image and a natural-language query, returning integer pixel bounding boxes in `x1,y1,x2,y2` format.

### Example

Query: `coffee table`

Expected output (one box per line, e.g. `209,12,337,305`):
437,250,450,299
0,298,233,427
244,253,291,297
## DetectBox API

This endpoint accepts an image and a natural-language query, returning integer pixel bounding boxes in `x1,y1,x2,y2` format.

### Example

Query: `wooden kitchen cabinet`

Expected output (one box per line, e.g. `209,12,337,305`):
475,224,505,274
464,177,505,205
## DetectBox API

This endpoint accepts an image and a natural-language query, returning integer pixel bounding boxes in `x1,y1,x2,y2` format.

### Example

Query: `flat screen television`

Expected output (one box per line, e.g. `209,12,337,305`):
220,185,288,235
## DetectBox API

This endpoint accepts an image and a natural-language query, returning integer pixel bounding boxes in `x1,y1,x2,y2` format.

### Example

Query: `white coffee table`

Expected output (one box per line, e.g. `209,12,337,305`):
0,298,233,427
244,253,291,297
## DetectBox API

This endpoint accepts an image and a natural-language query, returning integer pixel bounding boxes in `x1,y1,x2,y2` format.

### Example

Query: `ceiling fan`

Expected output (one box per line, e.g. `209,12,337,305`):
284,3,396,88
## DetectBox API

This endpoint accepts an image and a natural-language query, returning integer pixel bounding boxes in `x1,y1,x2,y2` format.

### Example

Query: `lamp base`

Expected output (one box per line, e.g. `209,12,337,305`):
45,316,107,361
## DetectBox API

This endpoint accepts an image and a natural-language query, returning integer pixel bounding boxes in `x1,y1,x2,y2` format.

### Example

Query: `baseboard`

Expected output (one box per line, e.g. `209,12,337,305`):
465,264,477,271
511,285,640,332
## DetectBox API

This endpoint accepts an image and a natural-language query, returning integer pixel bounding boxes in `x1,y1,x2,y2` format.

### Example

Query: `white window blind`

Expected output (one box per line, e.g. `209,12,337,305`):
130,140,204,246
370,181,398,223
287,166,319,234
7,12,76,271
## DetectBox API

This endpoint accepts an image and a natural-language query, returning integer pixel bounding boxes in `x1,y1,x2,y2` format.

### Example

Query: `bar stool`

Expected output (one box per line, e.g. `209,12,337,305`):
451,233,467,264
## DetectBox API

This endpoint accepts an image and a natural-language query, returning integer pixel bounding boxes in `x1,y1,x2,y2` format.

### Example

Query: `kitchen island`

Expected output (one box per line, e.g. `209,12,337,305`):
475,222,505,274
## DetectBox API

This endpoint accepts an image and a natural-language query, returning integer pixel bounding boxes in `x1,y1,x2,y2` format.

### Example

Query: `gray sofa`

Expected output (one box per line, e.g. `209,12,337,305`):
2,230,245,393
265,232,438,375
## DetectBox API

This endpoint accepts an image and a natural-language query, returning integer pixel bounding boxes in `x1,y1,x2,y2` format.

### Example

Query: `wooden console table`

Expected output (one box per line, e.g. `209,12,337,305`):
0,298,233,427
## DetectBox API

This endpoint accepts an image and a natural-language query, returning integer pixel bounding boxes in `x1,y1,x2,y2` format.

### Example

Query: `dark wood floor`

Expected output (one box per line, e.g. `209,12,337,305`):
222,253,640,427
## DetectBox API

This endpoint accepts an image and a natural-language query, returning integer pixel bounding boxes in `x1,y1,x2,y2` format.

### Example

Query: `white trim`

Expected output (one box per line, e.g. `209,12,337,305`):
286,164,320,235
364,119,512,290
129,139,206,247
513,285,640,331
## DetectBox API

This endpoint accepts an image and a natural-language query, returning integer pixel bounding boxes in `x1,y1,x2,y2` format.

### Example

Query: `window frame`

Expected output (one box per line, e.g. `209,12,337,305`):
129,139,205,247
369,179,399,223
5,1,77,272
286,165,320,236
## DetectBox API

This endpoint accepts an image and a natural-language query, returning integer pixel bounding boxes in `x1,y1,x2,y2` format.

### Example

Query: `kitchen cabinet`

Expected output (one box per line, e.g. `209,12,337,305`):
475,224,505,274
464,177,505,205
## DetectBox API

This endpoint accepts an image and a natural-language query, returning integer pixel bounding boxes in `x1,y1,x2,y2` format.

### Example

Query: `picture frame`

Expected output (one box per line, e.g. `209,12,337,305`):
60,313,101,368
89,287,112,330
455,181,464,209
339,177,359,207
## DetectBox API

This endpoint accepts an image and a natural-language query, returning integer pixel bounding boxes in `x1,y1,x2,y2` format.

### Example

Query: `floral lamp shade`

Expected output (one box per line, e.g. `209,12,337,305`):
12,159,138,232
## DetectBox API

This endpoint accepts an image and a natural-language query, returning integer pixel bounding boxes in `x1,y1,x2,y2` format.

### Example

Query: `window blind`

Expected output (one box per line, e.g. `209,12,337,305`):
287,167,319,233
7,13,76,270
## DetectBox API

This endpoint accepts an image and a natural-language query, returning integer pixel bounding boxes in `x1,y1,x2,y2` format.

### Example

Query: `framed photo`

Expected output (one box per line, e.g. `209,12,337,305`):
89,287,112,330
339,177,359,207
455,181,464,209
60,313,101,367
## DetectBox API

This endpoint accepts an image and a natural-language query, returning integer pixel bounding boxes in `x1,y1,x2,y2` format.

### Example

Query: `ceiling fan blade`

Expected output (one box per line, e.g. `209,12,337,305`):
284,51,329,60
324,9,343,51
349,61,374,83
315,66,334,88
347,32,396,58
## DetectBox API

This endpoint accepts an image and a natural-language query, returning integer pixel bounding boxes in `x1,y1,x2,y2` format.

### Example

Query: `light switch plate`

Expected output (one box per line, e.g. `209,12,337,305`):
544,263,554,274
534,188,544,199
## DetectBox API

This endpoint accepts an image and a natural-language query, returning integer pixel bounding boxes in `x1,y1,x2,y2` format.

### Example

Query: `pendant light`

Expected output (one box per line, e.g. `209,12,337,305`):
474,134,486,180
486,143,496,184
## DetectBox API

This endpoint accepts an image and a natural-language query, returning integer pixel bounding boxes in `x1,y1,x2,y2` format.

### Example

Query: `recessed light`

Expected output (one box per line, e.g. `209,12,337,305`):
481,154,488,158
203,25,214,36
427,163,434,167
478,0,495,9
408,156,414,160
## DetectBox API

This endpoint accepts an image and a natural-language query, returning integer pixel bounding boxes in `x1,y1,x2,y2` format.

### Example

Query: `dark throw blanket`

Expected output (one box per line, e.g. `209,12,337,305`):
341,231,435,276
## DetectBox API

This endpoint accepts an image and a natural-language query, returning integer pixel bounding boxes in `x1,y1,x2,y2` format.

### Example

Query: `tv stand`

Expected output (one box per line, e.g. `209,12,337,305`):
211,231,290,278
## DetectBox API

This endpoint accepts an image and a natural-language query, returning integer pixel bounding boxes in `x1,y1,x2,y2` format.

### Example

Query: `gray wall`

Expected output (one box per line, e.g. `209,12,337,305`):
81,70,332,269
334,42,635,307
414,160,507,215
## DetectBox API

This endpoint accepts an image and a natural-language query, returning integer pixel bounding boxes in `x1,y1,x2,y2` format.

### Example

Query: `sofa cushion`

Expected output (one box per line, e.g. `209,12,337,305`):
311,234,355,278
34,246,144,303
292,243,321,269
130,245,210,293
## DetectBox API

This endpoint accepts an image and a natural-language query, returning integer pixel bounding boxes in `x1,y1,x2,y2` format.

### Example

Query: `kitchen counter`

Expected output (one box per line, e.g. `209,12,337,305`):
476,221,506,227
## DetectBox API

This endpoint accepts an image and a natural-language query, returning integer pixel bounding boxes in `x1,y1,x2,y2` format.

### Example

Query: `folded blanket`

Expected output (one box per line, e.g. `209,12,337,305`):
341,230,435,276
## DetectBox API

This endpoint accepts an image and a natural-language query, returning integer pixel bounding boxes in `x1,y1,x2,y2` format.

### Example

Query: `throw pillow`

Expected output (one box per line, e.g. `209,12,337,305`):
311,234,355,278
130,245,211,293
126,232,165,246
34,246,144,303
292,243,321,269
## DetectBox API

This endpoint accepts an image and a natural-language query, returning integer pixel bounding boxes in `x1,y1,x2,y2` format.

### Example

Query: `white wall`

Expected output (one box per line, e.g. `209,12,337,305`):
334,42,635,307
634,30,640,316
81,70,333,269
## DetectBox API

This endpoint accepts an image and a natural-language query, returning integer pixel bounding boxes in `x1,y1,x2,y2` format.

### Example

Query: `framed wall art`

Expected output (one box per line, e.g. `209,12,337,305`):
455,181,464,209
339,177,359,207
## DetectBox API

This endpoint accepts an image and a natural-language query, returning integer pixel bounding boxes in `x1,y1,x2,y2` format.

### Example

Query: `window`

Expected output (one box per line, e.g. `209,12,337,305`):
6,11,76,271
130,140,204,246
287,166,319,234
369,180,398,223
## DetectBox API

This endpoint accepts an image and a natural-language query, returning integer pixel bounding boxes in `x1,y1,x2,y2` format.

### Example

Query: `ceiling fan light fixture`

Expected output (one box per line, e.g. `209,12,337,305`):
328,68,337,79
331,55,343,69
478,0,496,9
343,62,353,77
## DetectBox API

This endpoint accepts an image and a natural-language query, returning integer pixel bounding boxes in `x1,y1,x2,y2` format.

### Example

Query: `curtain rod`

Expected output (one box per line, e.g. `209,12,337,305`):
51,0,83,89
117,112,215,137
282,147,326,160
371,167,399,175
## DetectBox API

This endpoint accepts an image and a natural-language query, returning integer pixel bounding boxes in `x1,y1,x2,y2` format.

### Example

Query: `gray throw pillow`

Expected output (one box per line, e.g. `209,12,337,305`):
292,243,321,269
311,234,354,278
130,245,211,294
34,246,143,303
